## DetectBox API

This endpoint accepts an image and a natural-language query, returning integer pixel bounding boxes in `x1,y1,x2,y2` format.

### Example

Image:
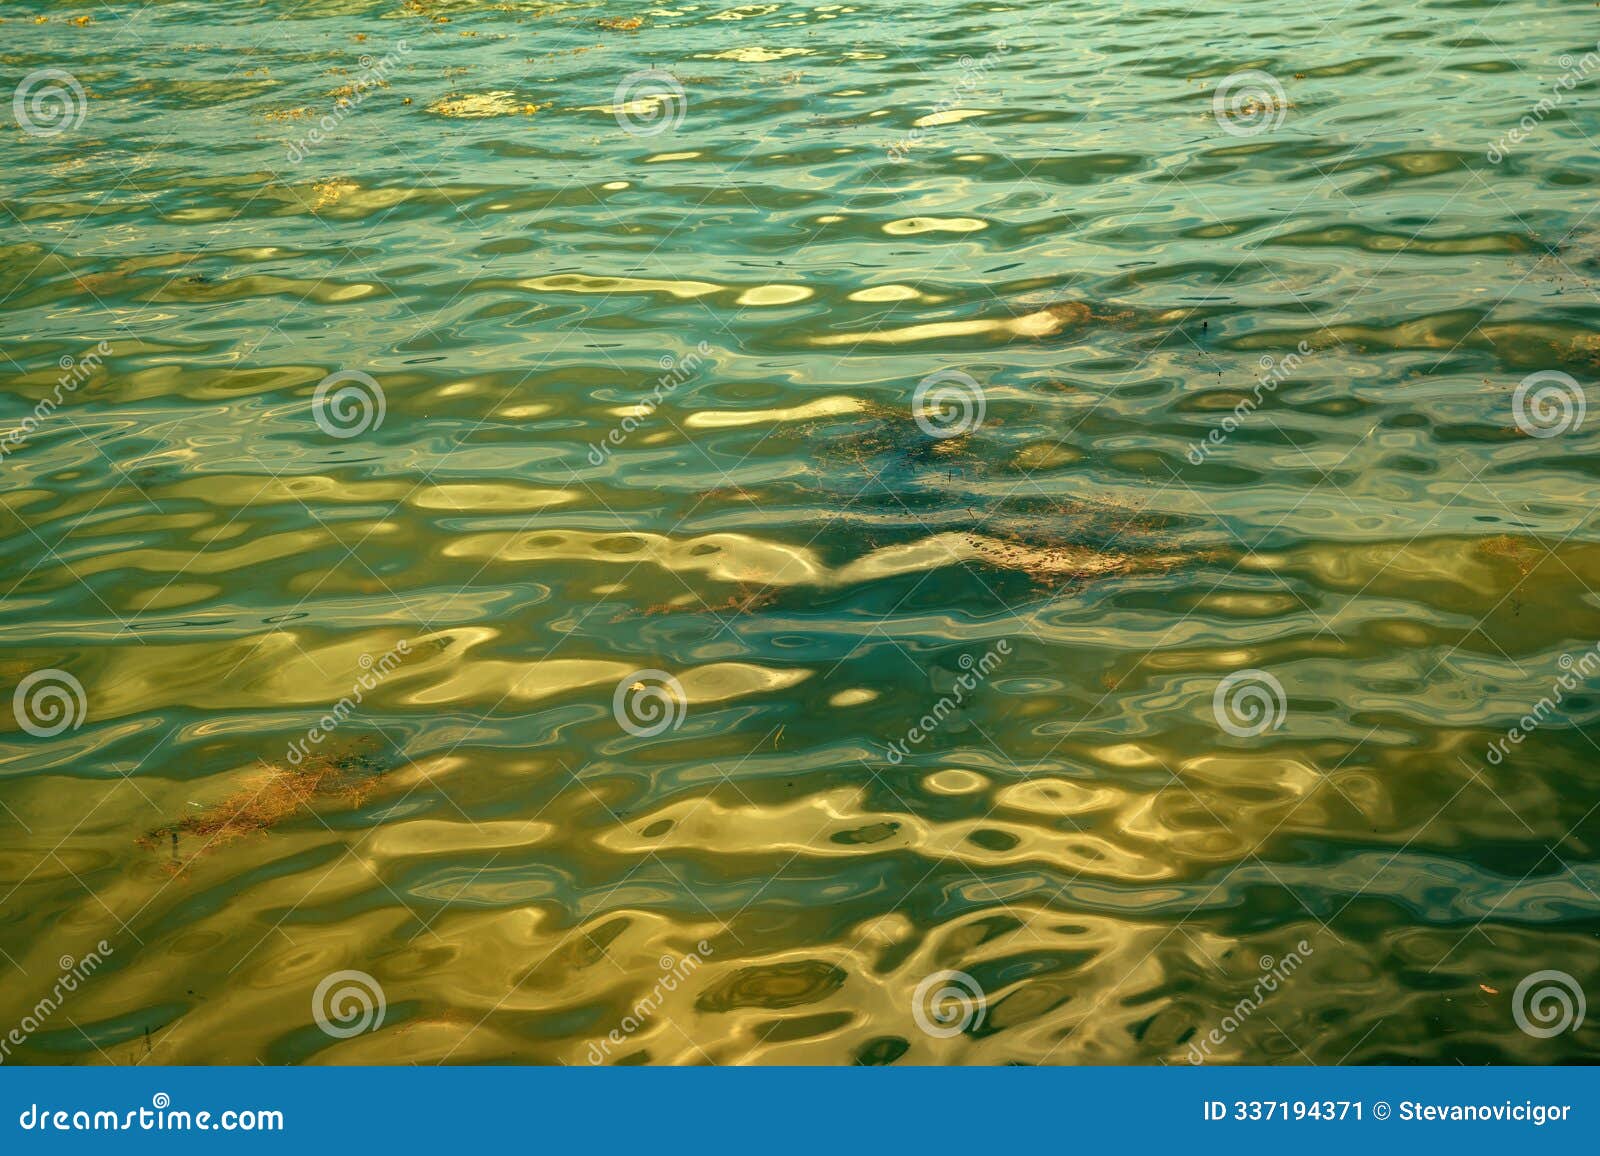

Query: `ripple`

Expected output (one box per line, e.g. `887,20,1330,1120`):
1,0,1597,1069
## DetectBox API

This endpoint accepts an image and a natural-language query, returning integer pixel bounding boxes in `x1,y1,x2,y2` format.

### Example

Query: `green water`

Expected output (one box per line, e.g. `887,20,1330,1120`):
3,0,1599,1065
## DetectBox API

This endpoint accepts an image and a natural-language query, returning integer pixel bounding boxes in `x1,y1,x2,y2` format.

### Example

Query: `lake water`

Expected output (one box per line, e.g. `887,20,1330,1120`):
3,0,1599,1065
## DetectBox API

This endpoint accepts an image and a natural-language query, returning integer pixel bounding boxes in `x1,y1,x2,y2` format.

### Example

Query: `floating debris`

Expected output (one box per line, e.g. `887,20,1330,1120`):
328,78,389,104
401,0,453,22
1478,533,1540,577
309,177,358,212
138,751,384,872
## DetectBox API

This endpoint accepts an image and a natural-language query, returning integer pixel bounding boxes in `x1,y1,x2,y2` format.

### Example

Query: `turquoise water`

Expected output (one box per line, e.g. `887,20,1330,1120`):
2,0,1599,1065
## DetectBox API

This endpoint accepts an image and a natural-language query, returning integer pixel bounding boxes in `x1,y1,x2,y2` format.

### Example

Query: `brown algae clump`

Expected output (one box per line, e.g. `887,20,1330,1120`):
140,751,383,867
1478,533,1541,578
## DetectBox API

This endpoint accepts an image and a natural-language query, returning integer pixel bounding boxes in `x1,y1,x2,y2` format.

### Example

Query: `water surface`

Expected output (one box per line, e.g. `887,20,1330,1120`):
3,0,1600,1065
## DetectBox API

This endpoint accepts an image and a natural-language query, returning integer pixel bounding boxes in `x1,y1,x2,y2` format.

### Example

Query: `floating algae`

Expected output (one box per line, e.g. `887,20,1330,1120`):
812,408,1171,530
1477,533,1542,578
831,530,1190,588
797,405,1208,593
817,405,982,478
309,178,358,211
399,0,517,21
139,750,384,872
